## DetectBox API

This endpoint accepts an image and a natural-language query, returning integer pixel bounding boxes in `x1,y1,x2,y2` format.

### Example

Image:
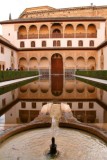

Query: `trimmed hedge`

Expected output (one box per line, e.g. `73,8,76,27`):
0,77,38,95
0,70,38,82
76,70,107,80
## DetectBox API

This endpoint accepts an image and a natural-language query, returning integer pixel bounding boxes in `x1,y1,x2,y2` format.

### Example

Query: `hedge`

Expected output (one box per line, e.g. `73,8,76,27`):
76,70,107,80
0,77,38,95
0,70,38,82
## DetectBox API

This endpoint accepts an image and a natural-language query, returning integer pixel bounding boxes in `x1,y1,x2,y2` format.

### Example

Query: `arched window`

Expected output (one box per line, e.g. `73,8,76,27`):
20,41,25,47
67,40,72,46
31,41,35,47
78,40,83,46
57,40,60,46
89,40,94,46
42,41,46,47
53,40,56,46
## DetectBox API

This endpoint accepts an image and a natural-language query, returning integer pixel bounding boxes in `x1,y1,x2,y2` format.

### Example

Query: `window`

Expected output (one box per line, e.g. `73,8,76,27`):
57,40,60,46
89,102,94,108
32,102,36,108
21,102,26,108
67,40,72,46
53,40,56,46
20,41,25,47
42,41,46,47
78,102,83,109
31,41,35,47
53,40,60,47
90,40,94,46
1,46,4,53
78,40,83,46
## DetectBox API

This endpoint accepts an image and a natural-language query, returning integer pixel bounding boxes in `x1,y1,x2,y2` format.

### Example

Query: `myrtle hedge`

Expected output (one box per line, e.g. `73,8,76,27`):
0,70,38,82
76,70,107,80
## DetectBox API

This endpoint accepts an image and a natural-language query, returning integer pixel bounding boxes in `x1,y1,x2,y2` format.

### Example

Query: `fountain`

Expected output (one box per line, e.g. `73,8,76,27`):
47,136,59,158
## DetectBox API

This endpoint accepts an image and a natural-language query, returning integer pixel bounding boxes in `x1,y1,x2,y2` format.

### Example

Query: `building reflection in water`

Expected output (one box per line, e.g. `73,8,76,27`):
0,75,107,130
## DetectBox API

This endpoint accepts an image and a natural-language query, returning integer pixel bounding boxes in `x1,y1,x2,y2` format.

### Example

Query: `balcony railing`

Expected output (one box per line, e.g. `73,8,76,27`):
76,33,86,38
39,34,49,38
87,33,97,38
28,34,38,39
64,33,74,38
51,33,63,38
18,34,27,39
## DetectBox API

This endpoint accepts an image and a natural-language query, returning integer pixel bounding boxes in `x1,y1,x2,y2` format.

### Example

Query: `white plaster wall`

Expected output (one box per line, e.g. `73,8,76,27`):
0,44,18,69
2,24,17,46
97,22,105,43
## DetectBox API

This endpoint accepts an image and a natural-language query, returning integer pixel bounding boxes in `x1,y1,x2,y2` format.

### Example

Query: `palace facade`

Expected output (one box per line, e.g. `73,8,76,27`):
0,5,107,74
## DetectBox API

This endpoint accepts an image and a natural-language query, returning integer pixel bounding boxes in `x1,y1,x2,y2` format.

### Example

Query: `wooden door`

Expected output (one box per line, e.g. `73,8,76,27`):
51,53,63,74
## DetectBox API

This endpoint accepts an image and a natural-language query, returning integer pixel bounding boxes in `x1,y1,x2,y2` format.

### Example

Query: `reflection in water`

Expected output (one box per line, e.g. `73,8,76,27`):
0,75,107,136
51,75,63,96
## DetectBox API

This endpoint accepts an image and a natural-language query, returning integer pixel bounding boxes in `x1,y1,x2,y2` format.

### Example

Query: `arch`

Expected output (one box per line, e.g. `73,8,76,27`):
65,57,75,68
29,57,38,70
87,24,97,38
76,24,86,38
89,40,94,46
64,24,74,38
65,82,74,93
76,82,85,93
51,53,63,74
18,25,27,39
40,57,49,68
19,57,27,70
29,83,38,93
42,41,46,47
67,40,72,46
20,85,28,93
20,41,25,47
77,57,85,70
78,40,83,46
31,41,35,47
87,85,95,93
87,56,96,70
28,25,38,39
40,82,49,93
51,23,62,38
39,25,49,38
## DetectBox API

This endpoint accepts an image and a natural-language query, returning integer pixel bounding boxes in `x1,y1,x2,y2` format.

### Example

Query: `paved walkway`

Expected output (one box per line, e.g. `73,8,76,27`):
75,75,107,85
0,75,41,88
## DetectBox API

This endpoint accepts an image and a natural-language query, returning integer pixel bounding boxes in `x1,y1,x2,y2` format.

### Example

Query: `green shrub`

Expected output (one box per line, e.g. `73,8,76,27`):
76,70,107,80
0,70,39,82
